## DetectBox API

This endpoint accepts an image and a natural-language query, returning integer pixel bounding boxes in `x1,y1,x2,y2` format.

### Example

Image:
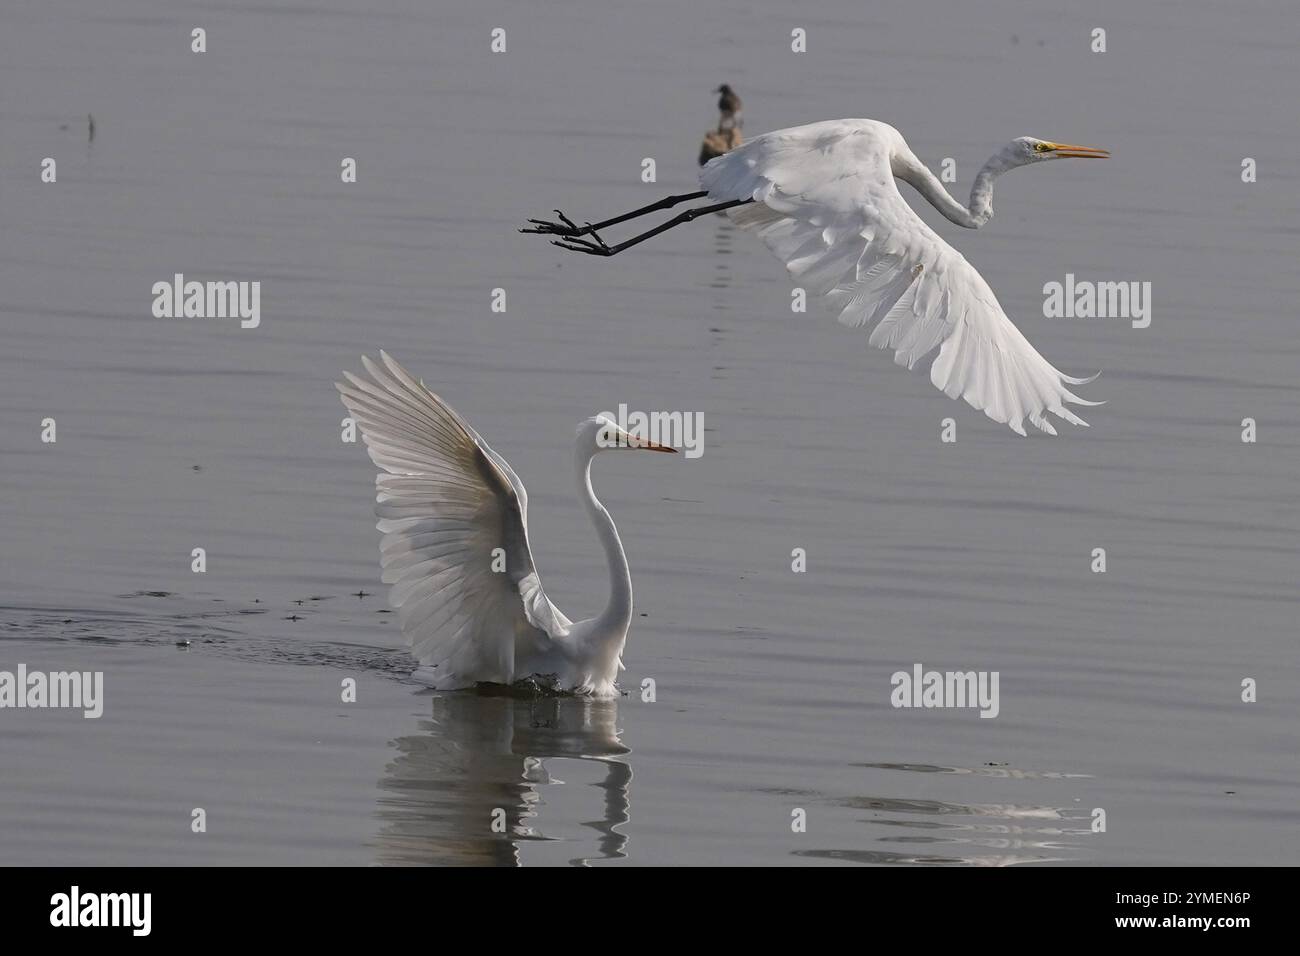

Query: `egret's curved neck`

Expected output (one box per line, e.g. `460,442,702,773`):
893,147,1012,229
576,448,632,634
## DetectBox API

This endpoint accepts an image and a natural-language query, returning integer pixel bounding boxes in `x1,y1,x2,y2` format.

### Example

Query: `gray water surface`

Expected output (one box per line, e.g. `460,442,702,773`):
1,0,1297,865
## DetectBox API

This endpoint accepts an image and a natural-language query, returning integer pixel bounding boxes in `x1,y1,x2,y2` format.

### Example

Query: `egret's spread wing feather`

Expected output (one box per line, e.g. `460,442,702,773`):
336,352,569,688
701,118,1098,435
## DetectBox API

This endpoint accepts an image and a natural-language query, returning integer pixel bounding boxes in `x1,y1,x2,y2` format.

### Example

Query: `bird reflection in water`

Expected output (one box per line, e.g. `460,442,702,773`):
374,689,631,866
711,219,735,294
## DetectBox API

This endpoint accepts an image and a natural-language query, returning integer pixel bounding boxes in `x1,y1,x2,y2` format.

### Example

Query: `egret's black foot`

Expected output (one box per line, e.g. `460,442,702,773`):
520,210,585,238
551,230,615,256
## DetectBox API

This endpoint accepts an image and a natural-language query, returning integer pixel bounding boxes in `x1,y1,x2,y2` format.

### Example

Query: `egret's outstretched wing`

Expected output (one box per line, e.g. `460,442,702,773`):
701,119,1099,435
336,352,570,688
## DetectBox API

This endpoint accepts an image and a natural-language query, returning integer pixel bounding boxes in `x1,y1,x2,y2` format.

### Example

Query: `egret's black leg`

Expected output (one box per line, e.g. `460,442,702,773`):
550,198,753,257
521,191,709,238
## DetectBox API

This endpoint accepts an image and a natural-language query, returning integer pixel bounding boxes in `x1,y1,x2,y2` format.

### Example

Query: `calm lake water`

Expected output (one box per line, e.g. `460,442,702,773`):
1,0,1297,865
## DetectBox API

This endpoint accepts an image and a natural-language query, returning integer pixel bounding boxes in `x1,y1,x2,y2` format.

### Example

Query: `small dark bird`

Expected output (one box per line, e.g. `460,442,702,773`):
715,84,742,129
699,84,744,165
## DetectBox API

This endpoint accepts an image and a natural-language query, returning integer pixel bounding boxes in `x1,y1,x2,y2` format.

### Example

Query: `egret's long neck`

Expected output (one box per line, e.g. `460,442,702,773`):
893,148,1012,229
577,448,632,634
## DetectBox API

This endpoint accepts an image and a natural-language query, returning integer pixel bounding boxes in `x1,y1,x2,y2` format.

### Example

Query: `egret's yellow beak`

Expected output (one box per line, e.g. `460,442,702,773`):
627,435,677,453
1047,142,1110,159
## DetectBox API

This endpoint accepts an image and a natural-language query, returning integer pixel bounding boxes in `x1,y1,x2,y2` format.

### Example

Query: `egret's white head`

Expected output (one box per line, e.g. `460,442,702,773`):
577,415,677,456
1006,137,1110,167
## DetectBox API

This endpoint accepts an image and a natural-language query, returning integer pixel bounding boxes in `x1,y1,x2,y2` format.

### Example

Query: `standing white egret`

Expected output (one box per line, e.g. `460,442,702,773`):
522,118,1109,435
336,352,675,697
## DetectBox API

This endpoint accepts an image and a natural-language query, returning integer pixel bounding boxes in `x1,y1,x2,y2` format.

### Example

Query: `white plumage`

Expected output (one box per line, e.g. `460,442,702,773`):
700,119,1104,435
336,352,674,696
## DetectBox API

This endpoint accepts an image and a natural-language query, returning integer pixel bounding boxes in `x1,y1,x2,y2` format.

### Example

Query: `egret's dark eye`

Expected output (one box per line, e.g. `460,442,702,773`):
1034,142,1052,152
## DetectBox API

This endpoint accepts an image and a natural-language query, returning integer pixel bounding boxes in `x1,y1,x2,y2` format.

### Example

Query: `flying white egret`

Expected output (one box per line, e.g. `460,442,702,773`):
522,119,1109,435
337,352,675,697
